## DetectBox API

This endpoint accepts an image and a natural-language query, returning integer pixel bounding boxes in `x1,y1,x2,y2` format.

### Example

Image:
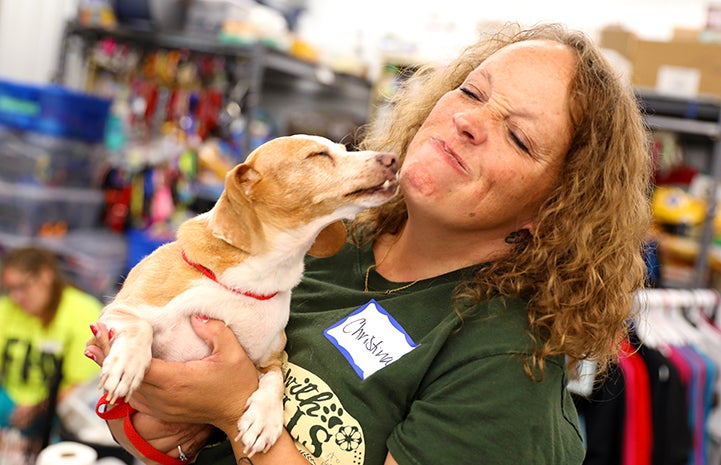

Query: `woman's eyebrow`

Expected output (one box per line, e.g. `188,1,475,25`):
474,68,492,86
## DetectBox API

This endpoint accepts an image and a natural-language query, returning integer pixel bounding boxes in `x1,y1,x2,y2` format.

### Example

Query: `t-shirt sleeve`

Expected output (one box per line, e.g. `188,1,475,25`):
386,353,584,465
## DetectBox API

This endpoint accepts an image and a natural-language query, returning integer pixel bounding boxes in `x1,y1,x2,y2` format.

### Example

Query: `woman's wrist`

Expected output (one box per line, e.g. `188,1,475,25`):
213,411,245,444
227,429,310,465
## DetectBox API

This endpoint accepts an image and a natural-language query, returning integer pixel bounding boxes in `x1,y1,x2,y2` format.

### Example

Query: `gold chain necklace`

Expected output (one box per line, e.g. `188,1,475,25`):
364,235,420,295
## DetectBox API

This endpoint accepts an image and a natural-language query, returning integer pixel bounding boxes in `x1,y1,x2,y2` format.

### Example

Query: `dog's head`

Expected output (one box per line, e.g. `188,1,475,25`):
209,135,398,257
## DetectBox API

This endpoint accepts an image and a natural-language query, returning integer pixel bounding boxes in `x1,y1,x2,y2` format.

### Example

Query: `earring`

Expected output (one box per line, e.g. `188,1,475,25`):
504,229,531,245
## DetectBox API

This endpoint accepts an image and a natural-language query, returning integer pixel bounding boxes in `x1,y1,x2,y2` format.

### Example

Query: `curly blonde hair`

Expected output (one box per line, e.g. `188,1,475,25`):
352,23,652,377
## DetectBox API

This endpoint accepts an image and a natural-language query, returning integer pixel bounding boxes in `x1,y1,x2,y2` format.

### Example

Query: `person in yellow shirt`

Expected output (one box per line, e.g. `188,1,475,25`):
0,246,102,453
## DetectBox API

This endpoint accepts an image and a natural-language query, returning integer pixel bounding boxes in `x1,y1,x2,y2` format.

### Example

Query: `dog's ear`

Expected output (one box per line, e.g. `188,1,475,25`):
237,164,261,196
208,164,265,254
307,221,347,258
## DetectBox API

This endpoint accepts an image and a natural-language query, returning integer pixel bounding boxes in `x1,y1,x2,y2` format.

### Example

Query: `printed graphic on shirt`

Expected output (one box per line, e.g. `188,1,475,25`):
1,337,62,387
324,299,417,380
284,361,364,465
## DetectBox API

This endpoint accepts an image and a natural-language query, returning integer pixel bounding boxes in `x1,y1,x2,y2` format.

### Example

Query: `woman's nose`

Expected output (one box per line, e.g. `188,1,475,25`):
453,110,488,144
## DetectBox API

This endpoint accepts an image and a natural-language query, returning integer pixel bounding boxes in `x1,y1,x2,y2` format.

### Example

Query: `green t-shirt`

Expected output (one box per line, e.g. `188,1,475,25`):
195,243,584,465
0,286,102,405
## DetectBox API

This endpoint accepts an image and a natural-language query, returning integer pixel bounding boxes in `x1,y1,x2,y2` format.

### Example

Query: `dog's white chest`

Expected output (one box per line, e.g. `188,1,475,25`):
149,286,291,364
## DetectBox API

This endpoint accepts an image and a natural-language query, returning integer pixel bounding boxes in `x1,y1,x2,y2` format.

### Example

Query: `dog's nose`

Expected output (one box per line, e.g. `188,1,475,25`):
376,153,398,170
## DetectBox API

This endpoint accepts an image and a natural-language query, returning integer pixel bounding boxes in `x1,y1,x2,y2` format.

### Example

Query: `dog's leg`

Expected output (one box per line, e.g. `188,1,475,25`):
235,359,285,456
98,307,154,403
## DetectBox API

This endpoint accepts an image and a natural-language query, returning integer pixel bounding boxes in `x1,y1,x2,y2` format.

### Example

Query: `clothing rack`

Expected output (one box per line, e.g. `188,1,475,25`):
576,287,721,465
634,288,720,313
634,288,720,349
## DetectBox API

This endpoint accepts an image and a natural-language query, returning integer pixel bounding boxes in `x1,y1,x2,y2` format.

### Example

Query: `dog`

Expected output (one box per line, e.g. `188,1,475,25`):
94,134,398,458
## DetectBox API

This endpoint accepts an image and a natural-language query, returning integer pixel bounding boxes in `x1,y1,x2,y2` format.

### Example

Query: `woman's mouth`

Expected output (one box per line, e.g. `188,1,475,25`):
433,138,469,173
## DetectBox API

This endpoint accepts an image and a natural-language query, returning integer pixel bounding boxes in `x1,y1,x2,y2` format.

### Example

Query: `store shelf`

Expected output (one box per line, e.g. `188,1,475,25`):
636,89,721,123
62,22,254,57
637,90,721,287
644,115,720,139
263,47,370,91
55,22,373,158
58,22,371,97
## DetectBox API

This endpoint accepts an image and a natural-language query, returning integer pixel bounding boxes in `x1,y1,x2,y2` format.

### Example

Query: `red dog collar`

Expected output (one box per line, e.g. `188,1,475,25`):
181,250,278,300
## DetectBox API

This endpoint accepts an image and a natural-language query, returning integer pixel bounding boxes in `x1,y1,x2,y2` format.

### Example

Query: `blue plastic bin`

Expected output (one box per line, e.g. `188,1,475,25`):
0,79,111,143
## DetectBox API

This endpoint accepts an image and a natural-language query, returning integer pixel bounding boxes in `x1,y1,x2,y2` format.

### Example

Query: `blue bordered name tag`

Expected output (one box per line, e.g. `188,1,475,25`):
324,299,418,380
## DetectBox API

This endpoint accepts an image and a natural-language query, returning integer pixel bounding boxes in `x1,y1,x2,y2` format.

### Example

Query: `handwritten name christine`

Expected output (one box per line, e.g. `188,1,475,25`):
341,317,394,365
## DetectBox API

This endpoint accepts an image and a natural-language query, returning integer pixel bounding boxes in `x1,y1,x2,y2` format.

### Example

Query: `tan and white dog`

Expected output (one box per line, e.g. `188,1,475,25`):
95,134,398,456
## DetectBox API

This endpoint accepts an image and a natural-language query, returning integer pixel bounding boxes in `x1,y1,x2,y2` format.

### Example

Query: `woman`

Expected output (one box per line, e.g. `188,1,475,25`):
0,247,103,450
87,22,651,465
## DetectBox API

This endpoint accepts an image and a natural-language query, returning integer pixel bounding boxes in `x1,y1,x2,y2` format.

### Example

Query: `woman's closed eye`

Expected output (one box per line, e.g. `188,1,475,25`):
459,85,487,103
509,129,530,154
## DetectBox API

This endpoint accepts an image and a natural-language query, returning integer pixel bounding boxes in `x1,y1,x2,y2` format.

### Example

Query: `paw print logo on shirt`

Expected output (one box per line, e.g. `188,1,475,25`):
283,362,365,464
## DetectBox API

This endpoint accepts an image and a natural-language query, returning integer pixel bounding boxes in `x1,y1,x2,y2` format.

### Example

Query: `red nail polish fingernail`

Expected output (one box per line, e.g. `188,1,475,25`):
84,350,96,361
108,329,115,340
90,324,98,337
194,314,209,322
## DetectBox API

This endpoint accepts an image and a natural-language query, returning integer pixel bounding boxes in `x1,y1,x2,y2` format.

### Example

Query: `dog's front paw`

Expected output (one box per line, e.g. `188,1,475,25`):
100,333,152,403
234,388,284,456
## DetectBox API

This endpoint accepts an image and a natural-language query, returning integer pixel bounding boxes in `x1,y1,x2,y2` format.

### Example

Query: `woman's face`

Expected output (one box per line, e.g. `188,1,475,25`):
2,266,52,318
401,39,575,238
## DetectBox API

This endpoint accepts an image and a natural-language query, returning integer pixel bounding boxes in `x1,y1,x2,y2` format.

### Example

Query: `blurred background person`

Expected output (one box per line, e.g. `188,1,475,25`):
0,246,102,457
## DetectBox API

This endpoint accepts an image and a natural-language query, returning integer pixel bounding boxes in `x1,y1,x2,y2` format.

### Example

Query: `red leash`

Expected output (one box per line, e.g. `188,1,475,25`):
96,394,188,465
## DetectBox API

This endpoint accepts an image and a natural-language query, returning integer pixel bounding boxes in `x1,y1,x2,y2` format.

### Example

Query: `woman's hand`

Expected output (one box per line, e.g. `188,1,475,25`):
104,412,213,465
128,315,259,435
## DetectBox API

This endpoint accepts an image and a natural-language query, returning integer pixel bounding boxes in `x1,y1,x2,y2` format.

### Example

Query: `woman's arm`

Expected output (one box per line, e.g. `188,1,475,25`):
86,321,215,463
131,316,312,464
86,317,311,463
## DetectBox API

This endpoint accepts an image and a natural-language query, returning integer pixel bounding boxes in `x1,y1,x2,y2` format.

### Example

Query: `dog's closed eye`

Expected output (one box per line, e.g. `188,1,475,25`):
305,150,335,165
306,150,332,159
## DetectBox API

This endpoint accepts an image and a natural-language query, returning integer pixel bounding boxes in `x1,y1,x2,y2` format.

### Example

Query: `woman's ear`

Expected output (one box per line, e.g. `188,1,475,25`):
504,228,532,245
307,221,347,258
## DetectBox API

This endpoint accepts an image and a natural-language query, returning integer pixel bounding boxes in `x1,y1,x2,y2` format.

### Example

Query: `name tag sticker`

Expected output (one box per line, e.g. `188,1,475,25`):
324,299,417,380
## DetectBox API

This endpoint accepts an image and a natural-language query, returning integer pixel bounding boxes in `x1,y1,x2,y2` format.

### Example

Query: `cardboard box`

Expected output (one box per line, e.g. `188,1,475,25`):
672,27,702,42
599,23,721,99
631,39,721,98
599,25,637,60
